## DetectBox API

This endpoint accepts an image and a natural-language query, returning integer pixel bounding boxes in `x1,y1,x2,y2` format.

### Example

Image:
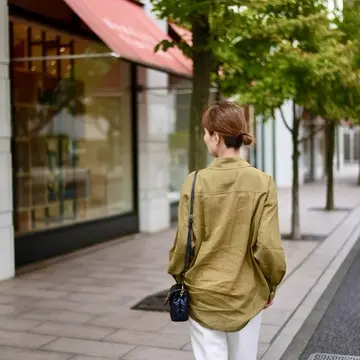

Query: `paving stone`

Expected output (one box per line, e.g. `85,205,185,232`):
262,309,292,326
0,304,28,316
53,284,117,294
75,304,139,316
11,280,56,290
23,299,83,311
0,330,55,348
271,293,302,311
159,322,189,336
258,343,270,359
261,335,294,360
5,288,68,300
67,293,134,304
31,323,115,341
58,276,109,285
71,357,119,360
182,342,192,351
260,324,280,344
0,316,42,331
122,346,195,360
105,329,189,349
43,338,135,358
0,346,72,360
0,295,15,304
90,312,169,331
20,309,93,324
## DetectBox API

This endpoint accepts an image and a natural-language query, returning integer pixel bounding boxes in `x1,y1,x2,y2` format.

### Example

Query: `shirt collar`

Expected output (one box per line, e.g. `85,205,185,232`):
208,156,251,170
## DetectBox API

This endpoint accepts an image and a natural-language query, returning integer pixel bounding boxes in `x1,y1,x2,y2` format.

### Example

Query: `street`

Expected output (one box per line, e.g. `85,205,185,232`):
282,234,360,360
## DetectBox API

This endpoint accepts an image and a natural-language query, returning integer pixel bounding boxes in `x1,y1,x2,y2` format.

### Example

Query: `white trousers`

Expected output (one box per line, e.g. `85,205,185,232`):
189,312,262,360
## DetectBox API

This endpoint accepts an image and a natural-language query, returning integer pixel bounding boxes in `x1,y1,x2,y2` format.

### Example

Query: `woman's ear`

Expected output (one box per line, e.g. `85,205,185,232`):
214,132,220,144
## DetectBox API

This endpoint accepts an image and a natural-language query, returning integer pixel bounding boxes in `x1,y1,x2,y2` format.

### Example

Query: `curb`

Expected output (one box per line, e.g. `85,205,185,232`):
261,202,360,360
281,233,360,360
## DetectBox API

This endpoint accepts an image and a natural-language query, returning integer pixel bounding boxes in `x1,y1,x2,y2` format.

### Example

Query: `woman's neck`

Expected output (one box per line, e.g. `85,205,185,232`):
217,148,240,158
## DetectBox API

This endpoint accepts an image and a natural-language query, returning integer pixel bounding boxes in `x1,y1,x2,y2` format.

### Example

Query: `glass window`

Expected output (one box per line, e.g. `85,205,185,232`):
168,87,190,204
168,81,216,204
11,18,134,235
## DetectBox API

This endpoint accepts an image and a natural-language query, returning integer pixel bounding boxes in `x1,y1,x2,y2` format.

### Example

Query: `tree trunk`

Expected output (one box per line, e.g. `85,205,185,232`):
291,102,301,240
189,14,213,173
309,115,315,182
325,119,335,211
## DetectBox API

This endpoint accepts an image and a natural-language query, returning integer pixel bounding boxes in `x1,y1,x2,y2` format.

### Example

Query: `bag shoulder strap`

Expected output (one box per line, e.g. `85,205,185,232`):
184,171,198,272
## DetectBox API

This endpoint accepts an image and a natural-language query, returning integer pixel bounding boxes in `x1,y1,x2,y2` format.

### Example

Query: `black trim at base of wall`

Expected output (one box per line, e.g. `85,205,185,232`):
170,202,178,223
15,213,138,267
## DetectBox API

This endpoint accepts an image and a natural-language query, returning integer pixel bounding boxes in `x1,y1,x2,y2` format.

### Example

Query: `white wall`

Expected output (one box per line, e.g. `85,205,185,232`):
137,2,170,232
274,101,306,188
255,101,299,187
255,117,263,171
262,119,275,176
0,0,14,281
336,125,345,171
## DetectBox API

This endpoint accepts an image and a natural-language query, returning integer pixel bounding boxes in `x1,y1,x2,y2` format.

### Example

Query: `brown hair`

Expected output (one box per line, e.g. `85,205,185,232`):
202,101,254,148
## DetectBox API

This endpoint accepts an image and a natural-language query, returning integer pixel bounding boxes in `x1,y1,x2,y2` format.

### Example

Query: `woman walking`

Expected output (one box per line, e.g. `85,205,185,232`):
168,101,287,360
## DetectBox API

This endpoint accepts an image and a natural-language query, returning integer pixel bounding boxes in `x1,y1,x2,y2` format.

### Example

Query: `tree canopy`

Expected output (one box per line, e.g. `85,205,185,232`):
150,0,360,237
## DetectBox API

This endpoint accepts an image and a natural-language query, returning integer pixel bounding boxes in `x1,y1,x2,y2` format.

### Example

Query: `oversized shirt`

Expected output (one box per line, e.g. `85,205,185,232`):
168,156,287,332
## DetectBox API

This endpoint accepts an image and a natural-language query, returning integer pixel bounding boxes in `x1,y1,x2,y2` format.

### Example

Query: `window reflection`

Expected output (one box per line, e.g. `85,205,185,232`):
11,18,134,234
168,83,216,204
168,89,190,203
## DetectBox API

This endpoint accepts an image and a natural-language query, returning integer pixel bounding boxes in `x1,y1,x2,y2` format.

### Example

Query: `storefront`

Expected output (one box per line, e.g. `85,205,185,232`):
167,76,218,221
5,0,191,268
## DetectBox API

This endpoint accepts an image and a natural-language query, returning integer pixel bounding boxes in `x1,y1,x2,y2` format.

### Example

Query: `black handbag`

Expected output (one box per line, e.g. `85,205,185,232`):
165,171,198,322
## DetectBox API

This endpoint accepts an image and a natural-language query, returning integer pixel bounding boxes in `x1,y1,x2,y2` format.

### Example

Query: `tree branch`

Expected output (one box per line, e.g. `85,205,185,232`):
279,107,293,133
298,125,325,144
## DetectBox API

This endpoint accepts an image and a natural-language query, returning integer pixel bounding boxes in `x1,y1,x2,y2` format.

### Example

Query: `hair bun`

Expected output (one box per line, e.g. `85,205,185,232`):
241,133,254,146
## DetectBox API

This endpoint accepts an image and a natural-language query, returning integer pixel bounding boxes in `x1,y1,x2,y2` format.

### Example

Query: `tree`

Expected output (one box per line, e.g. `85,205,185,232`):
338,0,360,186
150,1,271,172
306,49,360,210
220,0,351,239
150,1,214,171
311,2,360,210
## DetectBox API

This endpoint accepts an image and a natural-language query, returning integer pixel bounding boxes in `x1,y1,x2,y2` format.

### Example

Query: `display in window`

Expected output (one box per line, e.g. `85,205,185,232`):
11,18,134,235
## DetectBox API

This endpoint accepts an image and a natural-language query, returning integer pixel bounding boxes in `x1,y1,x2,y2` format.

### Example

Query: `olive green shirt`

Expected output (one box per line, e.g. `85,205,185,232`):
168,157,287,332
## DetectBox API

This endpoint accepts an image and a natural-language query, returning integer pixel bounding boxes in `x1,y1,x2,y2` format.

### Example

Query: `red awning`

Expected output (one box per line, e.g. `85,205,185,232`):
168,22,192,46
64,0,192,78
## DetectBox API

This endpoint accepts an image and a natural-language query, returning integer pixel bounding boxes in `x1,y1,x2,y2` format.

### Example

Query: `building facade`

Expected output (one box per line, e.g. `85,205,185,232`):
1,0,351,282
0,0,195,280
251,101,348,188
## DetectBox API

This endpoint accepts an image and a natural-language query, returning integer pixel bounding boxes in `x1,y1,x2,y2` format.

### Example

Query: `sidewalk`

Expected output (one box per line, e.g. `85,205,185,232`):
0,165,360,360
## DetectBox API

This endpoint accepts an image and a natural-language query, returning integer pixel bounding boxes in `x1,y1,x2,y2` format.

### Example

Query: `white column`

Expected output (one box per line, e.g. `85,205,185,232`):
136,1,170,233
336,125,345,170
274,101,294,187
273,101,306,187
137,67,170,233
313,117,325,179
263,119,274,178
255,116,263,171
0,0,15,281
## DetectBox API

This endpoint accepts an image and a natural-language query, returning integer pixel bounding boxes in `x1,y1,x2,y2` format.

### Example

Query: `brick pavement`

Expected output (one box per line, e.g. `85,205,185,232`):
0,165,359,360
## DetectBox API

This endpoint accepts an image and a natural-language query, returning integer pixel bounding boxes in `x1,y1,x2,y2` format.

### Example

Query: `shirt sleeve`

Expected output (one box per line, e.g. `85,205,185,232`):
253,176,287,301
168,172,195,283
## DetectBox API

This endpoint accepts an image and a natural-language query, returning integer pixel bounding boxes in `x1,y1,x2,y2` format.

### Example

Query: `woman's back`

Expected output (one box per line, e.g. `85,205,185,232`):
169,157,286,332
167,101,286,360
